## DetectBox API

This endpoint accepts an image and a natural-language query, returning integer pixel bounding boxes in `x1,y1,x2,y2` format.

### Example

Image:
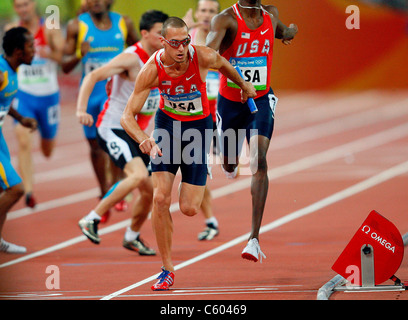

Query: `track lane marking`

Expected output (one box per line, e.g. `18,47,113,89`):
2,123,408,269
101,160,408,300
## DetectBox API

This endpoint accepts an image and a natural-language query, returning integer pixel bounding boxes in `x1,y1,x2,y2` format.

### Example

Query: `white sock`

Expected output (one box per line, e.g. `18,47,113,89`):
206,217,218,228
124,227,140,242
85,210,101,221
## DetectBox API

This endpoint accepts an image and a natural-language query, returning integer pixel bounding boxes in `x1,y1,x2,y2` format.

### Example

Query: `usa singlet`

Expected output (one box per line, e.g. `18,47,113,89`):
220,3,274,102
96,42,160,131
154,45,210,122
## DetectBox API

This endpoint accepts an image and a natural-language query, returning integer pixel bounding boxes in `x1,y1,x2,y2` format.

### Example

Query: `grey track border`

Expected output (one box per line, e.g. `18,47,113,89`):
316,232,408,300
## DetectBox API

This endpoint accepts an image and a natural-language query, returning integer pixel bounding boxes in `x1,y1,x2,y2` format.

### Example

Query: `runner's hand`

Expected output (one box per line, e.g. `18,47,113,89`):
20,117,37,132
140,137,162,159
241,82,257,104
76,110,94,127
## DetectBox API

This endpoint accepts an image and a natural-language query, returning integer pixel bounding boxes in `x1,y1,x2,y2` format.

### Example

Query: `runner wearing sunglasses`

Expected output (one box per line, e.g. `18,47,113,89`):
121,16,256,291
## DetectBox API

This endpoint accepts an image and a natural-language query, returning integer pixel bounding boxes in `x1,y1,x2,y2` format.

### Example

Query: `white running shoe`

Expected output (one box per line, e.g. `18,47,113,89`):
0,238,27,254
221,165,239,179
241,238,266,263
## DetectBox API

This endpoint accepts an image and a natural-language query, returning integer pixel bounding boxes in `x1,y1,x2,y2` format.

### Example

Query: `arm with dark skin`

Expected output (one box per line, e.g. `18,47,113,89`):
61,18,89,74
0,71,36,131
263,5,298,45
123,15,139,46
8,106,37,132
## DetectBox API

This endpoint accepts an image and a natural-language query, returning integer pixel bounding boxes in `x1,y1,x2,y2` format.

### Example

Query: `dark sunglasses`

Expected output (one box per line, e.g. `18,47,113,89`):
162,34,191,48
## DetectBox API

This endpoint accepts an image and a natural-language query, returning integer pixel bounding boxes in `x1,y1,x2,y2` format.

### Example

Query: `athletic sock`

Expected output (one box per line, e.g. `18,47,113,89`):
85,210,101,221
124,227,140,242
206,217,218,228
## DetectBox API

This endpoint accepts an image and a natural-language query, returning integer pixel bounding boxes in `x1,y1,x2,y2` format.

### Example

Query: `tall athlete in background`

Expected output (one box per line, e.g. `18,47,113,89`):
206,0,298,262
183,0,221,241
63,0,138,222
5,0,64,208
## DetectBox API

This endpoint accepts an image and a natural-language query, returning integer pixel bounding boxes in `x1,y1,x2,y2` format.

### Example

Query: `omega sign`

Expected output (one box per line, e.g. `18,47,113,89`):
361,225,395,253
332,210,404,286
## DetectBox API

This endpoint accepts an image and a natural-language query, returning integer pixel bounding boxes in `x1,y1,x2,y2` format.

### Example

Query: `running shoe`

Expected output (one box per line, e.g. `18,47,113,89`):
151,268,175,291
122,235,156,255
221,165,239,179
78,218,100,244
198,222,219,241
114,199,128,212
25,193,36,208
241,238,266,263
0,238,27,254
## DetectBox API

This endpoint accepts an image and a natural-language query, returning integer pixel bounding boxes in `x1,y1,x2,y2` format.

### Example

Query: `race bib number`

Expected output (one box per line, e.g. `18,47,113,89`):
47,104,60,125
19,59,51,85
162,91,204,116
228,57,267,90
84,58,108,75
206,71,220,101
140,88,160,115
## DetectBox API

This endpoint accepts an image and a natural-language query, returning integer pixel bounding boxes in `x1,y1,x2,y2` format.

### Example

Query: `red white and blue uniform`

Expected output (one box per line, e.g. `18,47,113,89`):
217,3,278,159
152,45,212,186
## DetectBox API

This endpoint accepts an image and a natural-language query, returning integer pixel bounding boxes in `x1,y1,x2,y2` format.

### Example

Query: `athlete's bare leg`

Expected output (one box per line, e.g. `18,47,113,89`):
248,134,270,240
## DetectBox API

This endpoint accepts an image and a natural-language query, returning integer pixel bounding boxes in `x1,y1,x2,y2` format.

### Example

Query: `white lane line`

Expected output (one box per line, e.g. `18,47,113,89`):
2,122,408,269
100,160,408,300
7,100,408,220
7,188,100,220
1,290,318,300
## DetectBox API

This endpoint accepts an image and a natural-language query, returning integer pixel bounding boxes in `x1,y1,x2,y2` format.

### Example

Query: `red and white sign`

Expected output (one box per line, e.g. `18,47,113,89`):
332,210,404,286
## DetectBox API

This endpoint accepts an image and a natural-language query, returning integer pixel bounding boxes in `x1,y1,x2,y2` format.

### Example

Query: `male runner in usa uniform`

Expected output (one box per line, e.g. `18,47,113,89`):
206,0,298,262
121,17,256,291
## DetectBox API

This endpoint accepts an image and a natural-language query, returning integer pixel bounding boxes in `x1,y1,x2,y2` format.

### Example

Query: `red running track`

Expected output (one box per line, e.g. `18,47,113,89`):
1,90,408,301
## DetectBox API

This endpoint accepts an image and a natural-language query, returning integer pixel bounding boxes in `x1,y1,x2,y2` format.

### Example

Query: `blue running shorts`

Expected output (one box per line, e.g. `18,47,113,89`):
15,90,60,140
0,132,22,189
216,88,277,159
151,109,213,186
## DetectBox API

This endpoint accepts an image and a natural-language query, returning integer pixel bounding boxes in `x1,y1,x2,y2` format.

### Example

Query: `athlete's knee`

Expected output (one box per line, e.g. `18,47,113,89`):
250,152,268,175
41,140,55,158
153,190,171,211
16,131,31,151
179,201,199,217
8,183,24,201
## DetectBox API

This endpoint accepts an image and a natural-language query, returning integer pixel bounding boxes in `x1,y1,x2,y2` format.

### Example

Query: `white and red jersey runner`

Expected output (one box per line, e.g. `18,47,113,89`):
96,42,160,130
